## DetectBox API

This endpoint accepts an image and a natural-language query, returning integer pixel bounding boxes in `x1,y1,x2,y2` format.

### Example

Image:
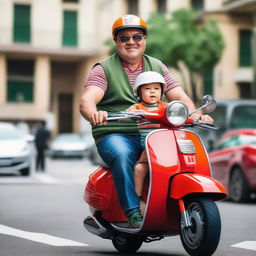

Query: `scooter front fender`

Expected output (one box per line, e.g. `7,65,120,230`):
169,173,227,201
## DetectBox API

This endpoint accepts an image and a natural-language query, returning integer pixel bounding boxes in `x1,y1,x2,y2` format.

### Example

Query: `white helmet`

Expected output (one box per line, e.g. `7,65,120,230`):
134,71,166,98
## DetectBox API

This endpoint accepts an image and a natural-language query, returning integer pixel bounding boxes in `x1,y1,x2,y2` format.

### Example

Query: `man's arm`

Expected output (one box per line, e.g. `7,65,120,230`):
79,86,107,125
165,86,196,113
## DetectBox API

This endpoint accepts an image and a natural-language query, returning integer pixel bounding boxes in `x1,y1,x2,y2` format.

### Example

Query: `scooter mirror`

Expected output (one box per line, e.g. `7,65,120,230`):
202,95,216,114
189,95,217,116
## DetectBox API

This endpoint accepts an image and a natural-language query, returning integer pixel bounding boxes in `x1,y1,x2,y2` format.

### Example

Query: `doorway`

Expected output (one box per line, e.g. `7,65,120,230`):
58,93,73,133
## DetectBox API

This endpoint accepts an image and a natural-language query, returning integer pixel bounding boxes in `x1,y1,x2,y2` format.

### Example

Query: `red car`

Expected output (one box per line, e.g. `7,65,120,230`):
209,129,256,202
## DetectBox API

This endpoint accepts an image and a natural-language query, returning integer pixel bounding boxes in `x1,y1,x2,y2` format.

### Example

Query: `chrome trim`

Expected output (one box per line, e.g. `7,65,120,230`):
110,223,140,233
180,211,192,228
177,139,196,154
83,216,112,238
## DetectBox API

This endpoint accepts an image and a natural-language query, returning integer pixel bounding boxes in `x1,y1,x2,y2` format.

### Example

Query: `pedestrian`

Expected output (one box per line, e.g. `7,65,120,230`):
79,14,213,228
35,120,50,172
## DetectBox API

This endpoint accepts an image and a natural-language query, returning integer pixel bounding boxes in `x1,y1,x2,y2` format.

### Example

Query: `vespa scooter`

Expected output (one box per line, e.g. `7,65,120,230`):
83,95,227,256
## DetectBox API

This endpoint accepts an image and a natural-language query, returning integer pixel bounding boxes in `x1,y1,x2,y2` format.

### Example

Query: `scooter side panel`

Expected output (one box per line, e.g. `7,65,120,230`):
84,167,126,222
142,129,180,233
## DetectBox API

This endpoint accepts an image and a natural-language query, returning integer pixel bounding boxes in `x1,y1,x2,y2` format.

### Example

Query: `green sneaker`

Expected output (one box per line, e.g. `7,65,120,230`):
128,212,143,228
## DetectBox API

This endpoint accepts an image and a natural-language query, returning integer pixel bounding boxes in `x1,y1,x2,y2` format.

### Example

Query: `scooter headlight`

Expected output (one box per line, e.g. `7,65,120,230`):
166,101,188,126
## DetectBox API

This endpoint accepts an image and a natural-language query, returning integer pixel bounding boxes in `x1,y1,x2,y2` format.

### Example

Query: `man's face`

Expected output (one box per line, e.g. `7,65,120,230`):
114,29,146,62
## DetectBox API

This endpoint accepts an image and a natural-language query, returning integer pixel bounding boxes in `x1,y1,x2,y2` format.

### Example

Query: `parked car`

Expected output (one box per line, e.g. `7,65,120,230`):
209,128,256,202
49,133,93,158
194,99,256,150
88,144,106,166
0,122,32,176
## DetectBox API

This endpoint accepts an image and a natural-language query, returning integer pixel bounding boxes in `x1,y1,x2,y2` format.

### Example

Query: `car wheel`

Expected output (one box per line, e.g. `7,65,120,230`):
20,167,30,176
229,167,250,202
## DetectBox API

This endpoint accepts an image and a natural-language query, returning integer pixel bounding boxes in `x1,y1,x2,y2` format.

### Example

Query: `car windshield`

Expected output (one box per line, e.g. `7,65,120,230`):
231,106,256,129
210,105,227,130
0,126,22,140
56,134,81,142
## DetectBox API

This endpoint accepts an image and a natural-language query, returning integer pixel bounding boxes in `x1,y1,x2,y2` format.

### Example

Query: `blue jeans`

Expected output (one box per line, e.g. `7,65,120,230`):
97,133,144,217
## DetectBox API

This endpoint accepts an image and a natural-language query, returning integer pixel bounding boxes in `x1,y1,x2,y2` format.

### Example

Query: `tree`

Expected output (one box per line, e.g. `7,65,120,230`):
145,9,225,103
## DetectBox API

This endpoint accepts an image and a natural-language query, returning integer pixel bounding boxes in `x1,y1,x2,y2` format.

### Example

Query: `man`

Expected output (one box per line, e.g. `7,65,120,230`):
35,120,50,172
80,14,212,228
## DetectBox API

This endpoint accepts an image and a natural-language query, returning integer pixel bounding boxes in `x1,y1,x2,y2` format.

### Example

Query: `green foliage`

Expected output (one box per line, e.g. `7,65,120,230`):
104,37,116,55
146,9,224,74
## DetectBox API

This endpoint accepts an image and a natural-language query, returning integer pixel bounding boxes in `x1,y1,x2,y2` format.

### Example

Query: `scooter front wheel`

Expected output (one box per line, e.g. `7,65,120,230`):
180,197,221,256
112,233,143,253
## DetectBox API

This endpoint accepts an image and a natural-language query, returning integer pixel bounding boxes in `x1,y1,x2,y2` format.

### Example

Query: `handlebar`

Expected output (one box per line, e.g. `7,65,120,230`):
106,111,218,130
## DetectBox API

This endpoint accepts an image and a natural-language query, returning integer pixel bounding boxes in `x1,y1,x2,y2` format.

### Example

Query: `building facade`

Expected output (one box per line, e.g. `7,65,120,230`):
0,0,255,135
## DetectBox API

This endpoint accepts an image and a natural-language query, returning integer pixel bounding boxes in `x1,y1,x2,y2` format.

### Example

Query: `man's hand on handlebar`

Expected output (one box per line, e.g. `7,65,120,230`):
89,111,108,125
191,113,214,123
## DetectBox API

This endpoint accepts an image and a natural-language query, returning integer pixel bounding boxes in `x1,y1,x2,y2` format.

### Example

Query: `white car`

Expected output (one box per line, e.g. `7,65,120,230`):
49,133,93,158
0,122,32,176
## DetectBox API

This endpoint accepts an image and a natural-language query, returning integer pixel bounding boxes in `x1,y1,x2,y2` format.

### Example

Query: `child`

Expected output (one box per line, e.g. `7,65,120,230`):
127,71,168,214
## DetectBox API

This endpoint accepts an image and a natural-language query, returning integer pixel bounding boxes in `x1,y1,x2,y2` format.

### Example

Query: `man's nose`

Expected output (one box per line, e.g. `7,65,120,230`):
127,37,135,43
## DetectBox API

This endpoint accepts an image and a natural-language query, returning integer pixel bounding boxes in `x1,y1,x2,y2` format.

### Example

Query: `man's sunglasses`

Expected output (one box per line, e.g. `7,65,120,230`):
117,34,144,43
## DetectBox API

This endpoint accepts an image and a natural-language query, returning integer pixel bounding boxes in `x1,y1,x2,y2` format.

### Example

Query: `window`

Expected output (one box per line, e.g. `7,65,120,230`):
128,0,138,15
191,0,204,12
13,4,31,43
7,60,34,103
210,105,227,131
238,82,251,99
157,0,167,14
204,69,213,95
63,0,79,2
239,30,252,67
216,135,240,150
231,105,256,129
62,10,78,47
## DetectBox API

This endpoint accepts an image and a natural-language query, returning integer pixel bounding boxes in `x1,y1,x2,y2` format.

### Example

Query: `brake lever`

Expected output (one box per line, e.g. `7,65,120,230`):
194,120,219,130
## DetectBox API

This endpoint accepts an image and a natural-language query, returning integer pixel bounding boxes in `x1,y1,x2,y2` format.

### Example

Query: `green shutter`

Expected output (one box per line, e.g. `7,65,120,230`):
204,69,213,95
191,0,204,11
7,80,33,103
239,30,252,67
62,10,78,47
13,4,31,43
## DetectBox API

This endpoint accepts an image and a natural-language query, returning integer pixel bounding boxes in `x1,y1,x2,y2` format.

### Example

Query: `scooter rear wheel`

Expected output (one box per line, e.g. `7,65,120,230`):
112,233,143,253
180,197,221,256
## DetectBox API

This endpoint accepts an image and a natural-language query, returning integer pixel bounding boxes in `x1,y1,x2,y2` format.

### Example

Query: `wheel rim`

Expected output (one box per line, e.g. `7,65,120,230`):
181,202,205,249
230,170,242,201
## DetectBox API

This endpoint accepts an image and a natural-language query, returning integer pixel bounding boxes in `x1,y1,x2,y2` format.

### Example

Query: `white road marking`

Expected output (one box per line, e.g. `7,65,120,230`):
0,174,84,185
0,224,88,247
231,241,256,251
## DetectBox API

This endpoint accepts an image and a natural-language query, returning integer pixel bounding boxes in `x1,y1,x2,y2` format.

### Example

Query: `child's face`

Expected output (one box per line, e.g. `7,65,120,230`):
140,83,162,104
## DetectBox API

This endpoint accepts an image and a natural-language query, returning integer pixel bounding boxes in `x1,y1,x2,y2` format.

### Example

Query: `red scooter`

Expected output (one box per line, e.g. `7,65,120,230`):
83,96,227,256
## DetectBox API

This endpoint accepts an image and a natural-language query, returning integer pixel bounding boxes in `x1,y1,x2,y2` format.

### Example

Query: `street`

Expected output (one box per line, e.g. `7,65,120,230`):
0,157,256,256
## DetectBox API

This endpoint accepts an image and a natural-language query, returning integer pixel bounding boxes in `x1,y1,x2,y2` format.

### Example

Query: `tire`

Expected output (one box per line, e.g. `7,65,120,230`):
20,167,30,176
112,234,143,253
229,167,250,202
180,197,221,256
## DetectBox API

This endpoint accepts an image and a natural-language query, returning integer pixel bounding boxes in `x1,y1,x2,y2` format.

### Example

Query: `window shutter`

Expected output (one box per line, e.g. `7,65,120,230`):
239,30,252,67
62,10,78,46
13,4,31,43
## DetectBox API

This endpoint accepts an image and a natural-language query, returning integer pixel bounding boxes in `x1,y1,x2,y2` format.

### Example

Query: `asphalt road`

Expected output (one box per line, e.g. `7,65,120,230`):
0,157,256,256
